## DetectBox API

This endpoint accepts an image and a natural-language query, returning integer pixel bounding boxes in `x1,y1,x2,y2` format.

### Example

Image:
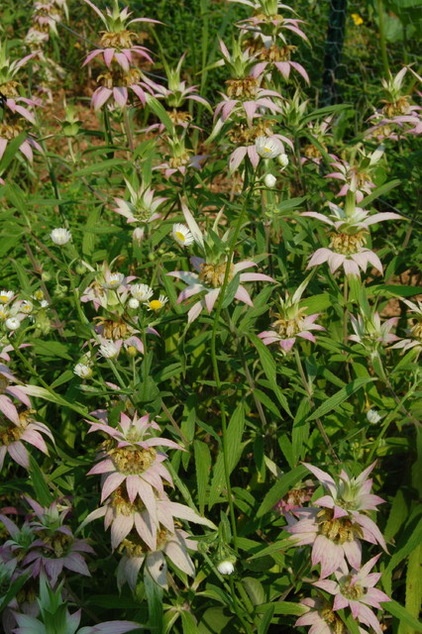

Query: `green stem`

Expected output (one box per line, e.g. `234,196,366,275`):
377,0,390,77
209,180,253,551
294,348,340,464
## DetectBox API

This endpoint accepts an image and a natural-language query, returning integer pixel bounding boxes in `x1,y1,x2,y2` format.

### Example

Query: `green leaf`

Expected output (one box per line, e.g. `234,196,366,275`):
208,403,246,509
249,333,293,417
384,600,422,632
29,456,54,506
181,610,199,634
255,601,306,616
384,517,422,578
292,397,311,465
257,465,307,517
399,544,422,634
145,94,175,131
306,377,375,422
194,440,212,515
360,179,401,208
32,340,73,361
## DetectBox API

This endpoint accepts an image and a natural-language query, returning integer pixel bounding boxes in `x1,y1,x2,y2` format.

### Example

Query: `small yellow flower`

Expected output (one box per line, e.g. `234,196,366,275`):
351,13,364,26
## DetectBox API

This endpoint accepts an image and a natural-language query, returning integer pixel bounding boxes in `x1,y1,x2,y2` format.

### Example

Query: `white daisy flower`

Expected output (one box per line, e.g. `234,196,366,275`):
172,223,194,247
50,228,72,245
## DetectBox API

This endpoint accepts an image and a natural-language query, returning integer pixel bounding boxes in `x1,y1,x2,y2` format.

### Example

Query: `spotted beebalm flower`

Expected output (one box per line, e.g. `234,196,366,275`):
0,364,31,422
80,262,134,311
83,486,213,552
168,202,274,323
295,596,369,634
303,198,402,276
258,278,324,353
390,297,422,354
0,408,53,471
326,146,385,203
86,411,182,506
314,555,390,634
113,180,167,226
19,498,94,587
349,312,399,348
116,527,198,590
82,0,157,71
287,462,386,578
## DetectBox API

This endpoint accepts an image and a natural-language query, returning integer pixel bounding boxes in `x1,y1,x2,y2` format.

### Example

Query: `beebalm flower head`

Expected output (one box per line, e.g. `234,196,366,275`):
0,408,54,471
314,555,390,634
82,0,157,71
258,277,324,353
287,462,387,578
168,202,274,322
114,180,167,225
349,311,399,349
390,297,422,353
86,410,182,504
50,227,72,245
303,197,402,277
295,596,370,634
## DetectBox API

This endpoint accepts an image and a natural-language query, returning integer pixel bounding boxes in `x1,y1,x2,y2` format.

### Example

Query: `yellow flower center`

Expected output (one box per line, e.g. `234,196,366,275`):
411,321,422,341
148,299,164,311
99,30,135,49
329,230,367,255
110,446,156,475
226,77,258,100
317,508,363,545
199,262,234,288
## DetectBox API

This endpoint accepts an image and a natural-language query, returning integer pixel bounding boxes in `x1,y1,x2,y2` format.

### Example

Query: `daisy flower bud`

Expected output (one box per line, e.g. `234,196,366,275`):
264,174,277,188
127,298,140,309
5,317,21,331
172,223,194,247
278,153,289,168
50,228,72,245
74,363,93,379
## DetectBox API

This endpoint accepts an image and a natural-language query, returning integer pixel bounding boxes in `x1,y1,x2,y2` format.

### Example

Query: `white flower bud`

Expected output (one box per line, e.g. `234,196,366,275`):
366,409,382,424
278,153,289,168
74,363,93,379
50,228,72,245
217,560,235,575
99,340,119,359
264,174,277,188
5,317,21,331
128,298,140,309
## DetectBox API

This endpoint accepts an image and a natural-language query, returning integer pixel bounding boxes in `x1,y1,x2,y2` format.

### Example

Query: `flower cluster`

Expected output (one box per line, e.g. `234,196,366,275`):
82,410,213,589
79,262,167,364
284,463,390,634
82,0,158,110
0,41,41,168
303,196,402,277
258,278,324,353
168,202,275,323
